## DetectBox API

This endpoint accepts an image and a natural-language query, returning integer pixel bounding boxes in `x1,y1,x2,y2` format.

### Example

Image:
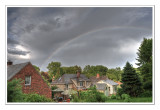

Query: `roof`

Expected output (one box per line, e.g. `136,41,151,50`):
96,83,107,90
51,74,90,84
7,62,30,80
104,79,118,86
90,76,108,85
115,81,123,85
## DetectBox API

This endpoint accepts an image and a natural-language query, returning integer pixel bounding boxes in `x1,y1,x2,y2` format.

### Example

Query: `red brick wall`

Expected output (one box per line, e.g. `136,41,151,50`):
10,63,52,99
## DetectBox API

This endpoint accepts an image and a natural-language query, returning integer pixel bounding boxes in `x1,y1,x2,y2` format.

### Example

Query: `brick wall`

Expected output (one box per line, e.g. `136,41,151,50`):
10,63,52,99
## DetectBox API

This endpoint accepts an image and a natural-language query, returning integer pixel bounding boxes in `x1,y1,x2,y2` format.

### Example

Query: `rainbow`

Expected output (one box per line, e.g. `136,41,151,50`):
40,26,151,69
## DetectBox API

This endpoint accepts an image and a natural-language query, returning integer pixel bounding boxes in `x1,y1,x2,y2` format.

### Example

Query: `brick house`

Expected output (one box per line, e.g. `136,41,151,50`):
7,61,52,99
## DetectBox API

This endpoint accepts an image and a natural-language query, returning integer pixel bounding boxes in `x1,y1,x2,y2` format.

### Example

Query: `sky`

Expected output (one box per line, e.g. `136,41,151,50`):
7,7,152,71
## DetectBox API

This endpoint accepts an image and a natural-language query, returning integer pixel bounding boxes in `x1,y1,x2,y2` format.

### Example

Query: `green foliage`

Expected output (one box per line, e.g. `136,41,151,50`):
121,62,143,97
117,88,124,97
107,67,122,81
111,94,116,99
83,65,108,78
121,94,131,102
7,79,24,102
71,87,107,102
61,65,82,75
139,90,152,97
136,38,152,91
23,93,52,102
33,65,40,72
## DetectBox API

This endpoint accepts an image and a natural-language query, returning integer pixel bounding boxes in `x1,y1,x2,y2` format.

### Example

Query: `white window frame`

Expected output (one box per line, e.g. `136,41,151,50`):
25,76,31,85
80,82,83,86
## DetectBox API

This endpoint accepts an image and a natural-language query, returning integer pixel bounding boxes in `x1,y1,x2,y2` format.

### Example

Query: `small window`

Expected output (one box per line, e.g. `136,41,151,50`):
80,82,83,86
25,76,31,85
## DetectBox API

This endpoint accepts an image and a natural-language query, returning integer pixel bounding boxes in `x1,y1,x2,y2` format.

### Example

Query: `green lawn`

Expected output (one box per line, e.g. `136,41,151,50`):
106,97,152,103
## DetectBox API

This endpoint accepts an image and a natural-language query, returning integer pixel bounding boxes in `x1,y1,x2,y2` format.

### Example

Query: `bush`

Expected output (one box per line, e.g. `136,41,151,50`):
139,91,152,97
7,79,24,102
111,95,116,99
24,93,52,102
121,94,130,102
117,88,124,97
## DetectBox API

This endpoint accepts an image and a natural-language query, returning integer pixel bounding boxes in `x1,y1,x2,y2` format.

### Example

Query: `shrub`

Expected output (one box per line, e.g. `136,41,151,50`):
117,88,124,97
111,95,116,99
121,94,130,102
139,91,152,97
7,79,24,102
24,93,52,102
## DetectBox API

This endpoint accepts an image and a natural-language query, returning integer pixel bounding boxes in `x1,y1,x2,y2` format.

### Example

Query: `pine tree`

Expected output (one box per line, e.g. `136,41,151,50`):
121,62,143,97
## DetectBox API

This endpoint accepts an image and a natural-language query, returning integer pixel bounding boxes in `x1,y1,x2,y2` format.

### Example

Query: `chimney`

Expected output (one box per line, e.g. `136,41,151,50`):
96,73,100,78
77,71,80,78
7,60,13,66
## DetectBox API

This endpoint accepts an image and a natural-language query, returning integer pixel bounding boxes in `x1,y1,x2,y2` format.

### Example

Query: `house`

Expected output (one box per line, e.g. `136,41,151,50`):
51,71,91,100
90,74,118,95
7,61,52,99
96,83,109,96
97,79,118,95
51,71,91,91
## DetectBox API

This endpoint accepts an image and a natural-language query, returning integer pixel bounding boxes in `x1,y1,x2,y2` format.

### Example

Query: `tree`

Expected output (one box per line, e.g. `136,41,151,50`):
107,67,122,81
136,38,152,91
33,65,40,72
7,79,24,102
121,62,143,97
47,62,61,80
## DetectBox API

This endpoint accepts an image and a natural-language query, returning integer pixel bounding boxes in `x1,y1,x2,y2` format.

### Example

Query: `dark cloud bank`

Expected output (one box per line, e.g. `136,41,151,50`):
7,7,152,71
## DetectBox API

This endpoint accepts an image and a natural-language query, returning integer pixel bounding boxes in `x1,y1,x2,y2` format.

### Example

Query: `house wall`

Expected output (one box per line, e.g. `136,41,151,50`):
52,84,66,91
10,63,52,99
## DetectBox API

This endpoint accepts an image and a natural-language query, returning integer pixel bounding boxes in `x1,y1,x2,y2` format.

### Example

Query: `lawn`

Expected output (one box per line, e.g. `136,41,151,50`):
106,97,152,103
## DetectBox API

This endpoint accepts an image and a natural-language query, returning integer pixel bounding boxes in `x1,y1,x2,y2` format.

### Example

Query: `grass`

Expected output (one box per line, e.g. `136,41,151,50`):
106,97,152,103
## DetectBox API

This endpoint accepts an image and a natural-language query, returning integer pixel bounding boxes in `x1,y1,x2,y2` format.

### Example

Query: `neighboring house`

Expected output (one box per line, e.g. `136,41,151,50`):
51,72,91,100
90,74,108,86
7,61,52,99
98,79,118,95
96,83,109,96
90,74,118,95
51,72,91,91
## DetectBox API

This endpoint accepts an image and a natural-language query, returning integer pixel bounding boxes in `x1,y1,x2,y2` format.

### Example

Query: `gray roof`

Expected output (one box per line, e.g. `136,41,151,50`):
96,83,107,90
104,79,118,86
7,62,29,80
52,88,64,92
51,74,90,84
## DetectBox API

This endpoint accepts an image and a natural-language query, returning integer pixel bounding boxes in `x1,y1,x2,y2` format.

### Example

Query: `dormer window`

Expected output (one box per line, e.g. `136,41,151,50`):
80,82,83,86
25,76,31,85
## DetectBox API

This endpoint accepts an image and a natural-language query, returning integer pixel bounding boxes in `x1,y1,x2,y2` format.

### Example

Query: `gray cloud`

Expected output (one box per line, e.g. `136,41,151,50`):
7,7,152,71
7,48,30,56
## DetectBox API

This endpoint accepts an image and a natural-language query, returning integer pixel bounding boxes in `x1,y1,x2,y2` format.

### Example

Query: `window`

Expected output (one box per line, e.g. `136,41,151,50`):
80,82,83,86
66,84,68,90
25,76,31,85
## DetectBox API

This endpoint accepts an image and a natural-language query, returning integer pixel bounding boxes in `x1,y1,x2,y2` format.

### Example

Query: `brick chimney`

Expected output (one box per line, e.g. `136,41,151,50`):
77,71,80,78
7,60,13,66
96,73,100,78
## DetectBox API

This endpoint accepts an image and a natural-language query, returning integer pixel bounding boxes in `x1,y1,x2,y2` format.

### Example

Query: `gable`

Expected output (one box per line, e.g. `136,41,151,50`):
7,62,29,80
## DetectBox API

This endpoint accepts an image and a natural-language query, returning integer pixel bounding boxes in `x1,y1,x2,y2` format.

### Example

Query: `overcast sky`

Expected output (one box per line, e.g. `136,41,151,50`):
7,7,152,71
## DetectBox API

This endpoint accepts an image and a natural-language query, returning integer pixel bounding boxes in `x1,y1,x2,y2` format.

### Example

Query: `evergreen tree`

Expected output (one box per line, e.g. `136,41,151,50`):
121,62,143,97
136,38,152,91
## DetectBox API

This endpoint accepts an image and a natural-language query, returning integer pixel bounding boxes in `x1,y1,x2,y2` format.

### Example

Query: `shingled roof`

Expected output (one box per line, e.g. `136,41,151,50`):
104,79,118,86
51,74,90,84
90,75,108,85
7,62,30,80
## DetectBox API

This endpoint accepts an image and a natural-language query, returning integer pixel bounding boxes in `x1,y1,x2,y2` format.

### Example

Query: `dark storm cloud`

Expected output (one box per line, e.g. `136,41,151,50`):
7,7,152,71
